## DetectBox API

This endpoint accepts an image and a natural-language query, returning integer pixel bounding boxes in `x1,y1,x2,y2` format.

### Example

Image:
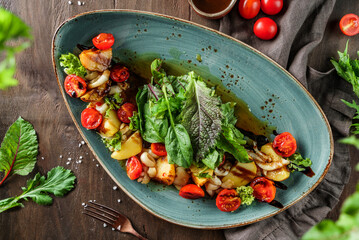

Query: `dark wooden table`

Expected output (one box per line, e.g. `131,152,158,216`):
1,0,358,239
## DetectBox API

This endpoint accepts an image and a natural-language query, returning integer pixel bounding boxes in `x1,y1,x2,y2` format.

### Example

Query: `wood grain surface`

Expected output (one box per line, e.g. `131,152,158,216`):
0,0,358,239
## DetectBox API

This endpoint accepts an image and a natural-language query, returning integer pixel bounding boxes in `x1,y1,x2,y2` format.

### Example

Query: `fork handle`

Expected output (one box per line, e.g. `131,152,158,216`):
127,229,148,240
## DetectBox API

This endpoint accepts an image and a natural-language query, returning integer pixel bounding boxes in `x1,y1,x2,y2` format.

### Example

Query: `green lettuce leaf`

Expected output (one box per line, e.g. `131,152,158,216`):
181,72,222,160
0,8,32,90
0,166,76,213
0,117,38,185
104,93,123,118
59,53,87,78
287,153,312,172
102,132,122,151
129,111,140,131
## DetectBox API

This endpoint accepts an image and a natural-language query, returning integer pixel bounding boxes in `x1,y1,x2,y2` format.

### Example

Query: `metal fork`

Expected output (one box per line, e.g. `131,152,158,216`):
83,202,148,240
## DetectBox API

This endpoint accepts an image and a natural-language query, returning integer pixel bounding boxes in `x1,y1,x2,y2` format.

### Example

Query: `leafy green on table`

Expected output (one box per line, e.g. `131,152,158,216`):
236,186,255,206
59,53,87,78
0,117,38,186
0,166,76,213
0,7,32,90
331,42,359,149
287,153,312,172
302,163,359,240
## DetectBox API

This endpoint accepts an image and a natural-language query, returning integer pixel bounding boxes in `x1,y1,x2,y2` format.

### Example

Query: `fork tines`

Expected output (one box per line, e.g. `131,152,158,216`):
83,202,120,226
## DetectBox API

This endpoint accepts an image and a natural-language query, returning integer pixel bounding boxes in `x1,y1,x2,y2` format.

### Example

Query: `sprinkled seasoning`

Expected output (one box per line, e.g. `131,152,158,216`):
68,1,72,4
79,156,83,159
77,1,81,5
81,141,85,145
60,155,63,158
103,223,107,228
66,162,70,165
117,199,121,203
113,186,118,190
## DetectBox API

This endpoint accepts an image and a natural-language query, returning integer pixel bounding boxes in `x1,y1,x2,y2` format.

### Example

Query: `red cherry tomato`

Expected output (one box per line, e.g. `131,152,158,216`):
92,33,115,50
253,17,278,40
272,132,297,157
126,156,143,180
81,108,103,130
117,103,137,123
261,0,283,15
64,74,87,98
238,0,261,19
151,143,167,157
216,189,241,212
339,14,359,36
110,65,130,82
250,177,276,203
179,184,205,199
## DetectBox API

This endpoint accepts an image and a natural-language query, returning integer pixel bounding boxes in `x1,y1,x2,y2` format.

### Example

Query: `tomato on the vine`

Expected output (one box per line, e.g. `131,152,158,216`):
238,0,261,19
92,33,115,50
179,184,205,199
250,177,276,203
126,156,143,180
261,0,283,15
253,17,278,40
216,189,241,212
64,74,87,98
272,132,297,157
339,14,359,36
81,108,103,130
117,103,137,123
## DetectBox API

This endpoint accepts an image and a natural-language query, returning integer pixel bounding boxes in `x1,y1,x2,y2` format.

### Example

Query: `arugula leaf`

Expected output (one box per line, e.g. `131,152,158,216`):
331,41,359,98
129,111,139,131
102,132,122,151
59,53,87,78
287,153,312,172
181,72,223,160
0,117,38,185
0,8,32,90
104,93,123,118
236,186,255,206
163,85,193,168
0,166,76,213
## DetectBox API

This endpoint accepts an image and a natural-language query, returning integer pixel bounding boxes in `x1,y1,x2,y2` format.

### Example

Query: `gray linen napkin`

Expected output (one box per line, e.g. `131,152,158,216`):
220,0,354,239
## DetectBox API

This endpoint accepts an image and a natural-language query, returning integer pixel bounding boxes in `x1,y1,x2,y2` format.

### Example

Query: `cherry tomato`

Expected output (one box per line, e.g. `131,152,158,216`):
117,103,137,123
64,74,87,98
151,143,167,157
179,184,205,199
92,33,115,50
339,14,359,36
126,156,143,180
81,108,103,129
272,132,297,157
261,0,283,15
238,0,261,19
250,177,276,203
253,17,278,40
216,189,241,212
110,64,130,82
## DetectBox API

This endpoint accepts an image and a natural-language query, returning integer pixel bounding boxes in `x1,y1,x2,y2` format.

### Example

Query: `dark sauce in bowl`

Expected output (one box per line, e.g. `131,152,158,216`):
192,0,232,14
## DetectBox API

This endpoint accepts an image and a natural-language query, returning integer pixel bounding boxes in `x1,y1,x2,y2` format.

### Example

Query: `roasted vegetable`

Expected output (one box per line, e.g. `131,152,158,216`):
154,156,175,185
189,165,214,187
80,80,111,102
98,109,121,138
264,167,290,181
221,161,257,188
111,131,143,160
79,48,112,72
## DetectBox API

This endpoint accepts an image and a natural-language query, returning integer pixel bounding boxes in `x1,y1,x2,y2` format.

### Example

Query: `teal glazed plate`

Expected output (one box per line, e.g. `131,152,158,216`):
52,10,333,229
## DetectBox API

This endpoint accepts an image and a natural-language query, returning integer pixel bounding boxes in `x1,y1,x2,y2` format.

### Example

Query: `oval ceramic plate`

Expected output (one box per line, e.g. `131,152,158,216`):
52,10,333,229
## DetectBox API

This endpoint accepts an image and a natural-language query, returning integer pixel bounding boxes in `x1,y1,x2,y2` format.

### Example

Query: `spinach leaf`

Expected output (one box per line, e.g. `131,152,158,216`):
202,149,223,170
181,72,223,160
143,102,169,143
0,117,38,186
163,85,193,168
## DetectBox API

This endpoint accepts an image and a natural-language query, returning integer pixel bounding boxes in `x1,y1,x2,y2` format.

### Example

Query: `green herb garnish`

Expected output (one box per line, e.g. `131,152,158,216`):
236,186,255,206
287,153,312,172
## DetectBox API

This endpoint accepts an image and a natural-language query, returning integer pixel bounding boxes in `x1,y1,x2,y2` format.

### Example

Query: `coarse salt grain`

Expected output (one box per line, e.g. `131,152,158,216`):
79,156,83,159
79,160,82,163
113,186,118,190
68,1,72,4
41,157,44,160
66,162,70,165
103,223,107,228
68,158,72,161
117,199,121,203
60,155,63,158
92,159,95,161
82,202,85,206
118,225,121,231
112,228,115,231
81,141,85,145
82,2,85,5
77,1,81,5
78,143,82,147
96,164,99,167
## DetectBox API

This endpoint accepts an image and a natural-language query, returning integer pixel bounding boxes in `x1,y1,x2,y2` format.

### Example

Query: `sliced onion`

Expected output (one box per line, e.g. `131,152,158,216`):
88,70,110,89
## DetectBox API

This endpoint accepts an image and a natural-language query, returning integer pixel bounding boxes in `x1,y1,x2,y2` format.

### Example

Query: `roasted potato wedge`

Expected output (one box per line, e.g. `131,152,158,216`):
222,161,257,188
111,131,143,160
265,167,290,181
154,156,175,185
98,109,121,138
79,48,112,72
189,165,214,187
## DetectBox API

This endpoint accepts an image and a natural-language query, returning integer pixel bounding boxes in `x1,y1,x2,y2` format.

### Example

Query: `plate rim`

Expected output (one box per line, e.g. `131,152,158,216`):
51,9,333,229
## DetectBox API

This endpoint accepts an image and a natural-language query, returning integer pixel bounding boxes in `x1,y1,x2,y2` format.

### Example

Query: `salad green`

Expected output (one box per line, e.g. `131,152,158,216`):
59,53,87,78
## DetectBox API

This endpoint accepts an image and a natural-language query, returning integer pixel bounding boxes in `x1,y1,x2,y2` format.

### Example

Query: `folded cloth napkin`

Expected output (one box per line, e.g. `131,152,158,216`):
220,0,355,239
